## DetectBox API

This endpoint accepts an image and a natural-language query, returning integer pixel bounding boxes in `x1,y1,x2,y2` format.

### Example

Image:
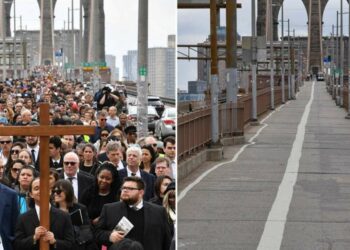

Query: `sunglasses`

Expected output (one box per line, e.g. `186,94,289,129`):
101,133,109,137
10,149,20,154
0,141,11,144
11,168,21,172
100,118,107,121
64,161,77,166
52,189,62,195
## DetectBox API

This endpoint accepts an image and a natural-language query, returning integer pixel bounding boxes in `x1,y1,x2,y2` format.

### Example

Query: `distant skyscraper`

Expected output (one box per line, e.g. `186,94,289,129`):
123,50,138,81
122,35,175,99
106,54,118,81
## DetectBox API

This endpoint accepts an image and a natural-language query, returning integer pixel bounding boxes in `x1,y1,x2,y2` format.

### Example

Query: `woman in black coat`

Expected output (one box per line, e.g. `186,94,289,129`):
52,179,97,250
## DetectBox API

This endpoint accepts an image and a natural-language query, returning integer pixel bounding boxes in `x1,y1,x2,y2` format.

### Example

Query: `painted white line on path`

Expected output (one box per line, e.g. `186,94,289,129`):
178,102,287,202
257,81,315,250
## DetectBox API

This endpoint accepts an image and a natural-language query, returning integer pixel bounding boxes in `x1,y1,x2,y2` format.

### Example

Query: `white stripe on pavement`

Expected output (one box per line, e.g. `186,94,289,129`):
257,81,315,250
178,101,287,202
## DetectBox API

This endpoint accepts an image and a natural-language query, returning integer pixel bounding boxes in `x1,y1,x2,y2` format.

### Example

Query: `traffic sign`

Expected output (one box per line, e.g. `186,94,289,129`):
64,63,74,69
139,67,147,76
81,61,107,67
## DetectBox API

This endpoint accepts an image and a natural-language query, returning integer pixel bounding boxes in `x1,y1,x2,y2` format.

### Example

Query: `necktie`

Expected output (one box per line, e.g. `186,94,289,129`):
31,149,36,162
68,177,74,183
53,162,59,168
131,173,136,176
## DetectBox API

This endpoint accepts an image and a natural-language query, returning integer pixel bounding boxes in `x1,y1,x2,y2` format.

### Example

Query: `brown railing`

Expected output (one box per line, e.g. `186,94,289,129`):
178,84,288,160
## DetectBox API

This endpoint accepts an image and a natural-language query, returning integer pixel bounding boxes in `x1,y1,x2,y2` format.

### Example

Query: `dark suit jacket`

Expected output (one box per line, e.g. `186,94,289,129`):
59,172,94,203
49,156,64,172
118,169,155,201
0,183,19,250
14,206,74,250
95,201,171,250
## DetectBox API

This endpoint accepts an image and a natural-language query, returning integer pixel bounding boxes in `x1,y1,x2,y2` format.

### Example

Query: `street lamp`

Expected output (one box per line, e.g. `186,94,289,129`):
12,0,16,79
251,0,258,123
281,1,285,103
269,0,275,110
2,0,6,82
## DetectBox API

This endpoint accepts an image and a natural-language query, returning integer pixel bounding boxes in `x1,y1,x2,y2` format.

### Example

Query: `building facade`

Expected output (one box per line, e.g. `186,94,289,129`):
122,35,175,99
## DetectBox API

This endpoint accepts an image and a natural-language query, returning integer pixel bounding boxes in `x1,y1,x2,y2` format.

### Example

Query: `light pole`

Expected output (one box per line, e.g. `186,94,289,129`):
281,2,285,103
251,0,258,123
269,0,275,109
2,0,6,81
347,0,350,118
12,0,16,79
340,0,344,107
287,19,291,99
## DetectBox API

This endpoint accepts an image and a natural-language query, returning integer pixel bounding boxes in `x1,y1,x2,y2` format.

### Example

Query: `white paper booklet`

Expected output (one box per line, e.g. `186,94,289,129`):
114,216,134,236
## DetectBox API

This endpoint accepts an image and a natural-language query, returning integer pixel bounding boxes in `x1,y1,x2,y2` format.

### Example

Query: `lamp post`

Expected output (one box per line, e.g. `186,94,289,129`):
251,0,258,123
340,0,344,107
346,0,350,118
13,0,16,79
269,0,275,109
281,1,285,103
287,19,291,99
2,0,6,81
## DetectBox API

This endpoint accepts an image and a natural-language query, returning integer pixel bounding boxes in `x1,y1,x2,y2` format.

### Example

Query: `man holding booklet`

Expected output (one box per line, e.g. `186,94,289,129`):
95,176,171,250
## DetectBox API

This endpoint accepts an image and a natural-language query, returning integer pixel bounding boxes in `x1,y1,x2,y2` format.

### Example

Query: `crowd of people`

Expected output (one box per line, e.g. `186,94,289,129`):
0,67,176,250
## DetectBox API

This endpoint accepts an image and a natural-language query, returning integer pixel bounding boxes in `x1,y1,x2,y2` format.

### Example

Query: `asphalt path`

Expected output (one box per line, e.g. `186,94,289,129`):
178,81,350,250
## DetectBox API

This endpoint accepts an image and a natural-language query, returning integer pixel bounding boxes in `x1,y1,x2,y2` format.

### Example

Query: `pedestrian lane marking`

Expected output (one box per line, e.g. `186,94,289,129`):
257,81,315,250
178,97,289,202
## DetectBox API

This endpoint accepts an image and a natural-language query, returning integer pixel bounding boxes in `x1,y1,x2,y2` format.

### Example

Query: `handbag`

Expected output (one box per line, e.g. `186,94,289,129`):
74,224,94,245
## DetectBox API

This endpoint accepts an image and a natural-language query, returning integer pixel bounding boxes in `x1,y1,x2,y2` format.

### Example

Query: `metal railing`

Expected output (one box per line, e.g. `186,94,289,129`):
178,84,288,160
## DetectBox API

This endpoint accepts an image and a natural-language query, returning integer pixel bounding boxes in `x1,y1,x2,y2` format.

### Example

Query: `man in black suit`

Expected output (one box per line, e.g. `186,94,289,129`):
61,151,94,202
118,146,155,201
95,176,171,250
14,178,74,250
0,182,19,250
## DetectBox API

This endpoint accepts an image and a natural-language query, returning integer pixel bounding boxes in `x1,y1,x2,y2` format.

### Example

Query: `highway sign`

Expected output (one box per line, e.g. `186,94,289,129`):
81,62,107,67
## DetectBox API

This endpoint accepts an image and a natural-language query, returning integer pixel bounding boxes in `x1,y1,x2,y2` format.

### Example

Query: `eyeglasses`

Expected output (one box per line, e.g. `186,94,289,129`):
148,143,157,148
64,161,77,166
11,168,21,173
10,149,20,154
52,189,62,195
101,133,109,137
0,141,11,144
100,118,107,121
121,187,140,191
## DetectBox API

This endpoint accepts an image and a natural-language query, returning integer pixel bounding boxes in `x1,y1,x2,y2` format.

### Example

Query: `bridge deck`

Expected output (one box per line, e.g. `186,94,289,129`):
178,81,350,249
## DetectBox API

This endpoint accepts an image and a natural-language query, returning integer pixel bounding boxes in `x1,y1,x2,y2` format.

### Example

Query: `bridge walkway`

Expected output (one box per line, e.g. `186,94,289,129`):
178,81,350,250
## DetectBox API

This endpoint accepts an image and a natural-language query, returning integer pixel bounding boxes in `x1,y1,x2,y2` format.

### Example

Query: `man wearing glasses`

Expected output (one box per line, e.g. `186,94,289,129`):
0,136,13,165
61,152,93,202
95,176,171,250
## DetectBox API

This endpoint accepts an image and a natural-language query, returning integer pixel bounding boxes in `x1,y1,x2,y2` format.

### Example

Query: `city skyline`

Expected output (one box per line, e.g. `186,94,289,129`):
178,0,348,90
12,0,176,78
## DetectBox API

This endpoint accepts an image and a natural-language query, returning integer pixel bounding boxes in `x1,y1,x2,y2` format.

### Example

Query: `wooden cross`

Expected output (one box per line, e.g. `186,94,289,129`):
0,103,95,250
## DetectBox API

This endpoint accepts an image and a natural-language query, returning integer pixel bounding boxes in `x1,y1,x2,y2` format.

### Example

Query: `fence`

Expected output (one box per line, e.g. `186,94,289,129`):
178,83,289,160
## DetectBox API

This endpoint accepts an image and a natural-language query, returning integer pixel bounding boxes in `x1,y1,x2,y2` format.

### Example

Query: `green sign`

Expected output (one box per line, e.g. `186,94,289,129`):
139,67,147,76
81,61,107,67
64,63,74,69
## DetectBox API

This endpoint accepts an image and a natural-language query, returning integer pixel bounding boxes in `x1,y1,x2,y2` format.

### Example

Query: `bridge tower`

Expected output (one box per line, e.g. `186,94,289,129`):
257,0,334,75
307,0,323,74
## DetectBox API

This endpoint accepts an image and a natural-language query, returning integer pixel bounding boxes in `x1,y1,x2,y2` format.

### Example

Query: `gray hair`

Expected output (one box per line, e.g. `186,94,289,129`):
106,141,121,153
126,145,142,159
